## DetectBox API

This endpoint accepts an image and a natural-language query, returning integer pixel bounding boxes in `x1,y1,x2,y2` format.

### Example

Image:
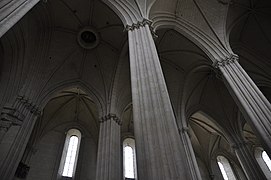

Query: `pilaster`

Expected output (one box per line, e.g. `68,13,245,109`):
214,55,271,155
96,113,121,180
127,19,202,180
0,96,40,180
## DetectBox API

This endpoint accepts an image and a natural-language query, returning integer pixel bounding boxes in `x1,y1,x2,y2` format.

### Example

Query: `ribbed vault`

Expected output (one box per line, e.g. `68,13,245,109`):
35,87,99,142
227,0,271,91
155,28,209,117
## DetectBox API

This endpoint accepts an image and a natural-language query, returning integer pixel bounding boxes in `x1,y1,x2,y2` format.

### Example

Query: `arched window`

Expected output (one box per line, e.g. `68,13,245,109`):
58,129,81,178
255,147,271,178
262,151,271,171
123,138,137,179
217,156,237,180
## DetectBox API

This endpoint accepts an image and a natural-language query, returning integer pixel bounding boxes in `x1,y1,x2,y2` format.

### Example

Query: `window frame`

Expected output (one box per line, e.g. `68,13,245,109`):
217,155,237,180
255,147,271,179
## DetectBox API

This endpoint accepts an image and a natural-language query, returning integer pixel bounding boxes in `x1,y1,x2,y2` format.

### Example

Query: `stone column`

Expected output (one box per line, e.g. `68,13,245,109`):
179,127,203,179
215,55,271,155
232,140,266,180
127,19,202,180
0,0,40,38
96,113,121,180
0,96,40,180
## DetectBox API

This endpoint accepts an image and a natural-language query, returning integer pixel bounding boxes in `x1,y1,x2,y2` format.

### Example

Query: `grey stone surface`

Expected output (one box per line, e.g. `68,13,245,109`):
0,0,270,179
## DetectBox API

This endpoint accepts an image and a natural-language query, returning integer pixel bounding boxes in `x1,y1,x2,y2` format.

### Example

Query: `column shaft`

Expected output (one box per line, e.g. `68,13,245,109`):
180,128,203,179
233,142,266,180
96,114,121,180
0,0,40,38
216,56,271,155
127,20,201,180
0,96,40,180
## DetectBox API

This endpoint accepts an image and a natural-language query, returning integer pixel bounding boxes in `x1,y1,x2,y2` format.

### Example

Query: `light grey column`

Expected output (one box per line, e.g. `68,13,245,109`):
215,55,271,155
96,113,121,180
127,19,202,180
0,0,40,38
232,140,266,180
0,96,40,180
179,127,203,179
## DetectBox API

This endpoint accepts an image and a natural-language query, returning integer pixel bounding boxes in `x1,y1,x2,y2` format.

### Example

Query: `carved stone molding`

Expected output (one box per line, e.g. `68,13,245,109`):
213,54,239,68
178,127,189,134
125,19,158,38
0,96,41,131
100,113,121,125
16,96,41,116
0,107,24,129
125,18,152,31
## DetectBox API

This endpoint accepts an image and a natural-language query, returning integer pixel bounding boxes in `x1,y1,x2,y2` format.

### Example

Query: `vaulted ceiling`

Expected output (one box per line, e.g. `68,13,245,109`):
0,0,269,166
227,0,271,87
35,88,100,141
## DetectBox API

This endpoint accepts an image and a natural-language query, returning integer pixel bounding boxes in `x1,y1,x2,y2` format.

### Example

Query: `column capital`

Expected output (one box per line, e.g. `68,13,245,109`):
213,54,239,68
0,96,41,130
125,18,152,31
99,113,122,125
125,19,158,38
178,127,189,134
16,96,41,116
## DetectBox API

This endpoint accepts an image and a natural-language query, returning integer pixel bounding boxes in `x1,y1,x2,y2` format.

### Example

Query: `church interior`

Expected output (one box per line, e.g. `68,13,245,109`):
0,0,271,179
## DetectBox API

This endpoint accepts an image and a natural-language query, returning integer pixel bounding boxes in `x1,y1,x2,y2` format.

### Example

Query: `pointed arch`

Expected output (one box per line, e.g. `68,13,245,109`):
151,13,233,63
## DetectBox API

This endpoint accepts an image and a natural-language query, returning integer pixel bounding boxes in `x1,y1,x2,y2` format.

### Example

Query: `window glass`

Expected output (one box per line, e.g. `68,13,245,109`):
124,146,135,178
255,148,271,178
58,129,81,178
123,138,137,179
262,151,271,171
218,161,229,180
62,136,79,177
217,156,236,180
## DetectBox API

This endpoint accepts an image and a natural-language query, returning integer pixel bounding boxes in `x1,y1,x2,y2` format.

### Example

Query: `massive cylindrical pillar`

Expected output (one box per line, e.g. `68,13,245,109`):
96,113,121,180
127,19,202,180
215,55,271,155
0,96,40,180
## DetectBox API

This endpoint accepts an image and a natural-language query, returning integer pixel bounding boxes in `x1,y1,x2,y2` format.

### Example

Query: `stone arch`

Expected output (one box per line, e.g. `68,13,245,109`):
216,155,237,180
24,86,100,179
36,80,105,118
101,0,143,25
180,64,215,127
109,41,131,116
254,147,271,179
187,110,235,179
151,14,233,63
